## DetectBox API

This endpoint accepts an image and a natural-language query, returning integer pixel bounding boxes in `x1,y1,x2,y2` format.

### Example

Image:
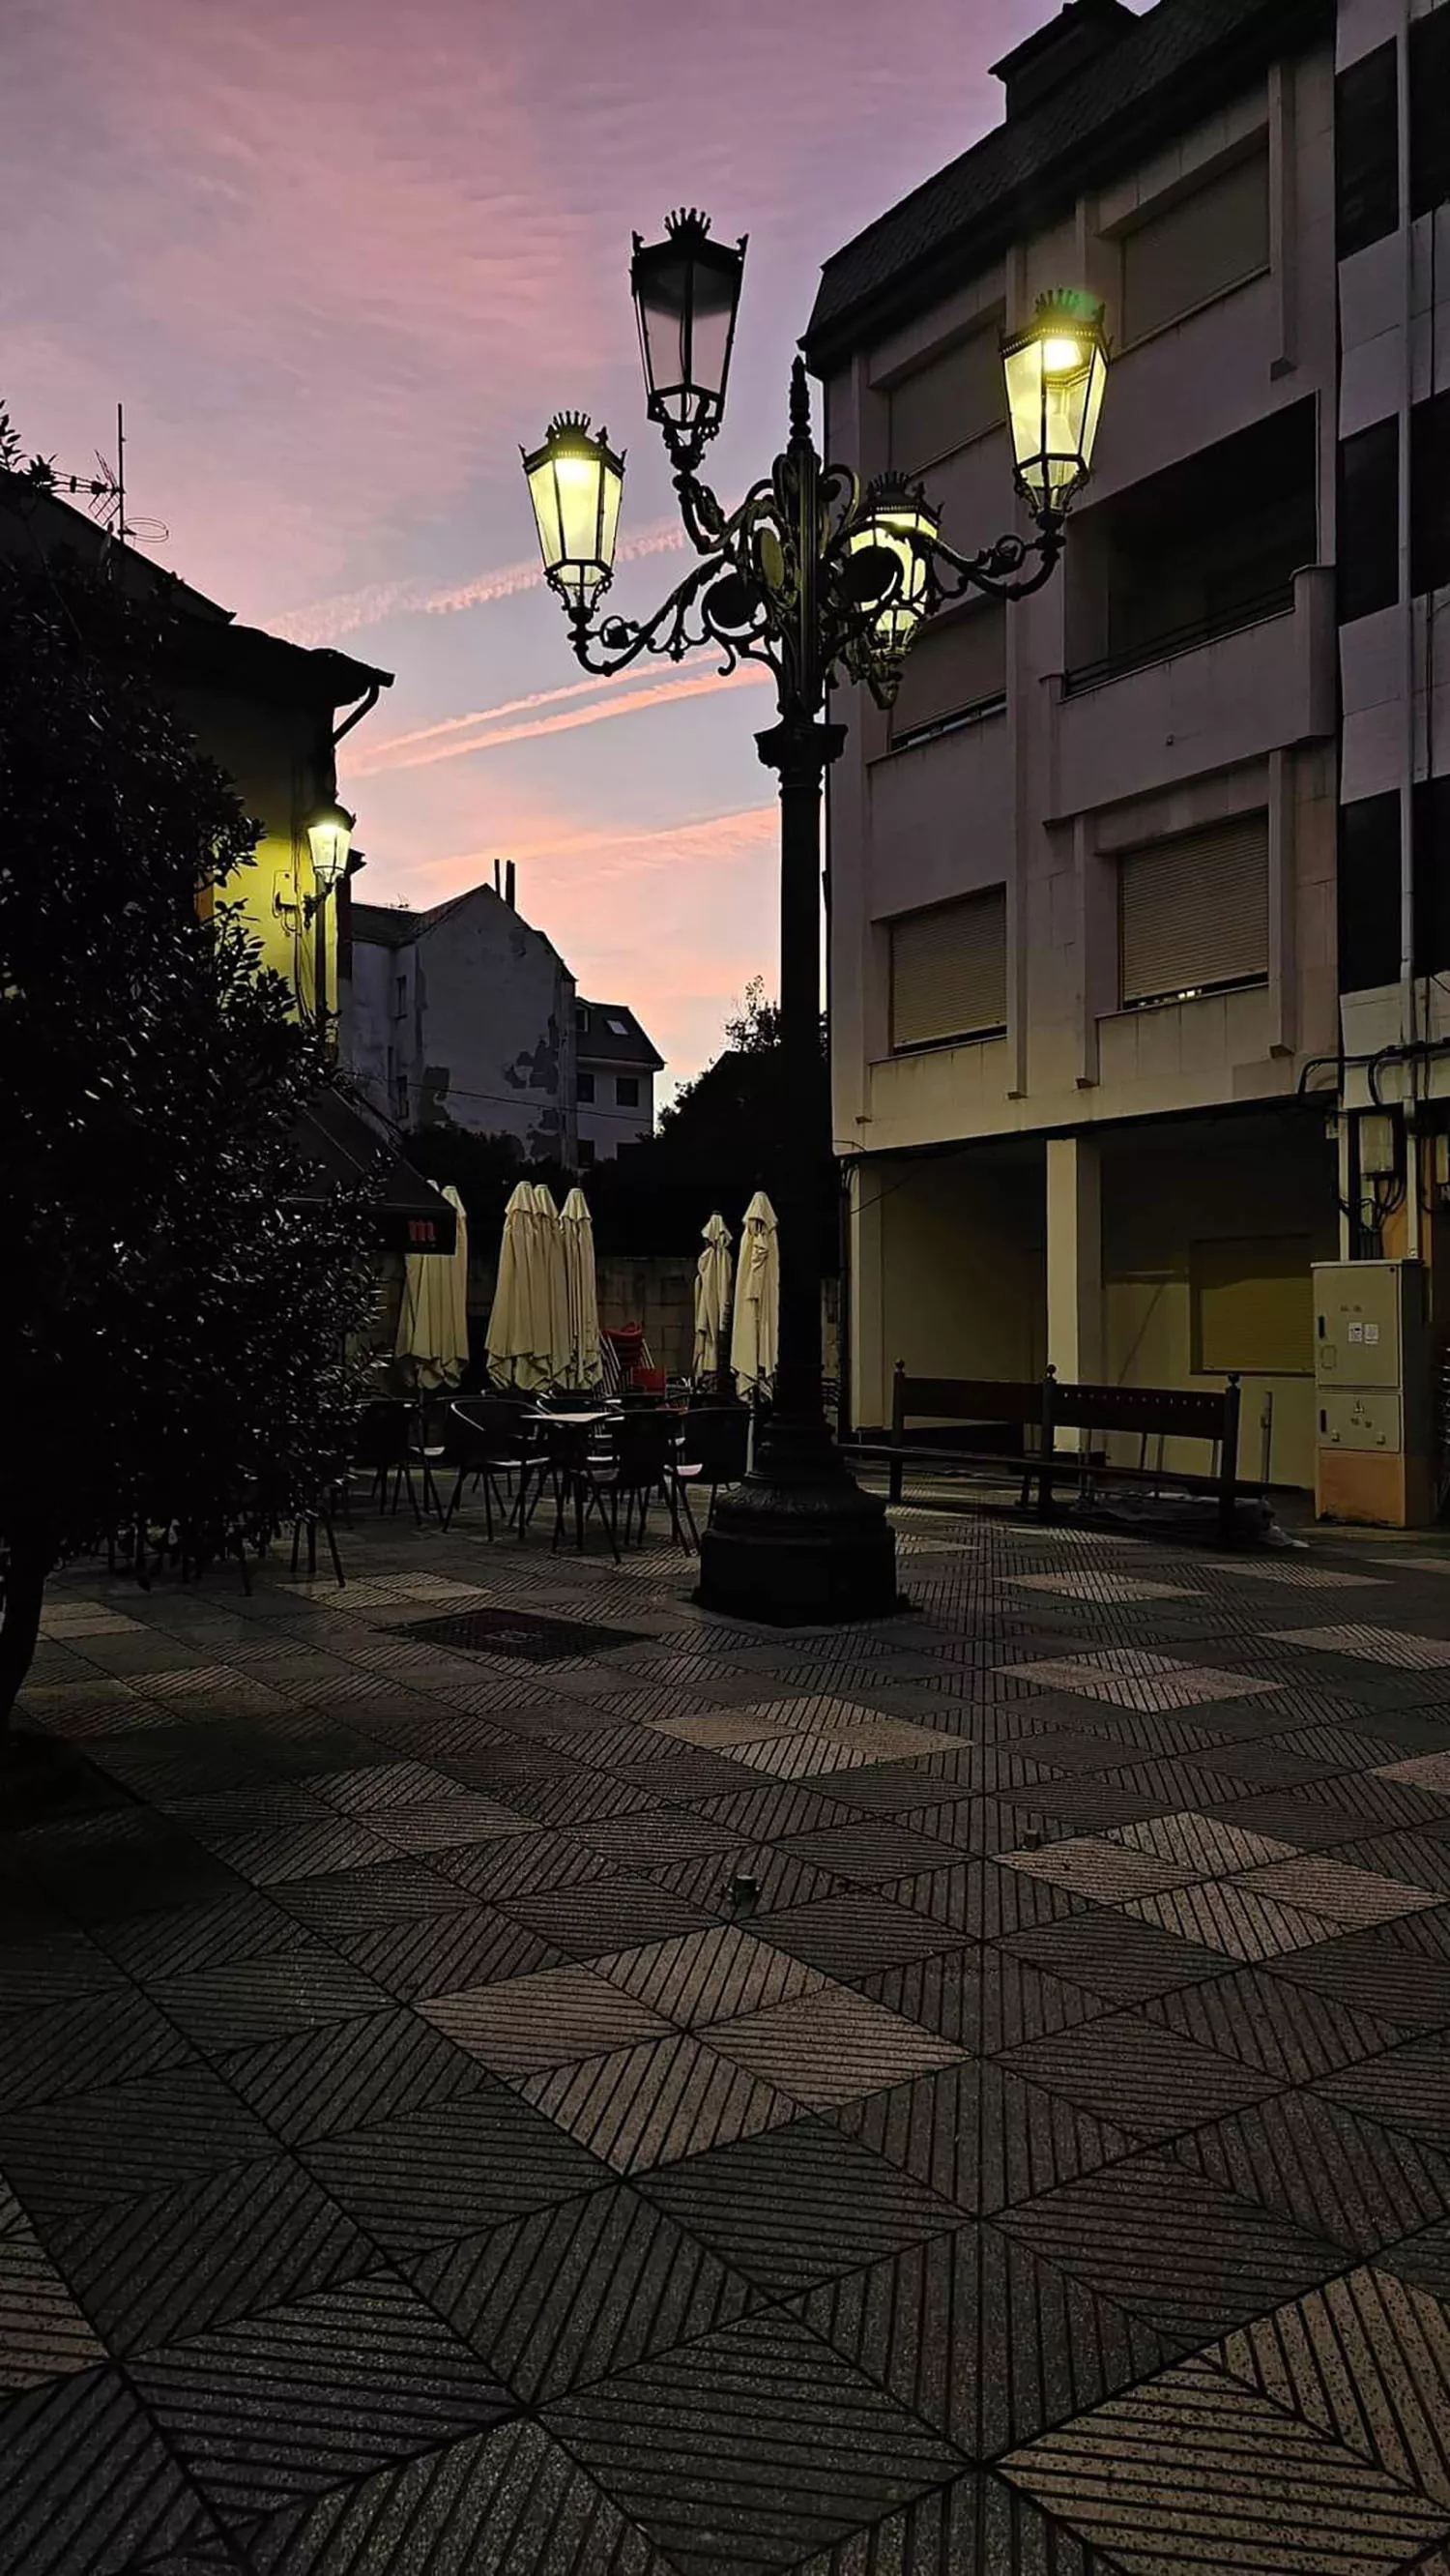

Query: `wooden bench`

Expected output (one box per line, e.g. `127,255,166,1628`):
885,1369,1048,1504
875,1363,1244,1543
1041,1369,1243,1545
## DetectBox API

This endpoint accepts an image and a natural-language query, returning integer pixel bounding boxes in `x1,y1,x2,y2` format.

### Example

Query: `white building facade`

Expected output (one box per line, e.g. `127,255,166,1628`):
341,881,579,1166
575,1001,664,1164
807,0,1450,1504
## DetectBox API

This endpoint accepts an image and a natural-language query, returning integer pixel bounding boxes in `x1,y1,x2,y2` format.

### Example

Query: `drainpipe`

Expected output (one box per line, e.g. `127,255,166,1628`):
332,678,384,748
1396,2,1422,1254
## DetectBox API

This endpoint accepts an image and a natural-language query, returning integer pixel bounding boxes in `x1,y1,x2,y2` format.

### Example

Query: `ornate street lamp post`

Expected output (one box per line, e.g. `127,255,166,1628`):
523,218,1108,1624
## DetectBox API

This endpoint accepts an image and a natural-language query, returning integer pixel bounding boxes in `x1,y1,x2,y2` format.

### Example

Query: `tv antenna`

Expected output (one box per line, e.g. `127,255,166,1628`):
50,404,169,551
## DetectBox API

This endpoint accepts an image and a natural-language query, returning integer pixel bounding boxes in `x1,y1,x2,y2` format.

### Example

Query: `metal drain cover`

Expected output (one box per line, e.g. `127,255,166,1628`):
387,1606,654,1662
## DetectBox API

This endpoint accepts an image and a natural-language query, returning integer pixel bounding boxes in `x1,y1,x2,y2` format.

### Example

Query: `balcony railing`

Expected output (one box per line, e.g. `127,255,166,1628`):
1064,583,1298,696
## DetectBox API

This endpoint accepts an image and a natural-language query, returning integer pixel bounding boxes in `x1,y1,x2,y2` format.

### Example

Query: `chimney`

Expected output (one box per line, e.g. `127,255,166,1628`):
505,860,517,909
493,860,502,895
990,0,1134,121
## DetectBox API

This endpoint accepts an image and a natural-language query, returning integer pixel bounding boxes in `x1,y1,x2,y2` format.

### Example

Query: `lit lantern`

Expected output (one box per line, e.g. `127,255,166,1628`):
522,413,624,612
630,210,746,441
305,800,354,891
1001,290,1109,513
848,479,942,665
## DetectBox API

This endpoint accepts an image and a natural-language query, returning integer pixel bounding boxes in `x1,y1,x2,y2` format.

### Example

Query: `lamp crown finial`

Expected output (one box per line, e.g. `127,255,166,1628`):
664,206,712,242
547,408,594,439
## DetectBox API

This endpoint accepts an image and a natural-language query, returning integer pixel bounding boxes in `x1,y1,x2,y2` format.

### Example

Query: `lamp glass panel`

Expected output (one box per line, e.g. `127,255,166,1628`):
526,442,621,600
1004,335,1101,503
636,246,738,424
851,505,934,655
526,452,566,573
307,809,352,887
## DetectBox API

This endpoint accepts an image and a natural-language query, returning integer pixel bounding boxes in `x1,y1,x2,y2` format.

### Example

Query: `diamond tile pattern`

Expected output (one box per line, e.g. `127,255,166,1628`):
18,1505,1450,2570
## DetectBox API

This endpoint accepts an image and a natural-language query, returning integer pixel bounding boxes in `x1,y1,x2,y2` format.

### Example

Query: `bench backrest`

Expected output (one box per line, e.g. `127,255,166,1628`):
1047,1377,1235,1444
892,1369,1044,1433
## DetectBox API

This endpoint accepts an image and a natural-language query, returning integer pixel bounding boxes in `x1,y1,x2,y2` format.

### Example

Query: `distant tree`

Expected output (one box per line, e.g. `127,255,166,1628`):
0,523,378,1740
592,980,835,1265
405,1116,572,1246
649,979,826,1186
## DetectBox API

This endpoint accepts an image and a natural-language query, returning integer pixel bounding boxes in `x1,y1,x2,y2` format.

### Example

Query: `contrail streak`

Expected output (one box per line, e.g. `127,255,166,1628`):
350,660,770,774
277,519,688,647
359,669,624,760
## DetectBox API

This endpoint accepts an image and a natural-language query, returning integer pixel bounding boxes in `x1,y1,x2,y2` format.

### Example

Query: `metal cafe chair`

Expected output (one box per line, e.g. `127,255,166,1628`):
540,1419,622,1563
441,1399,530,1537
352,1399,440,1523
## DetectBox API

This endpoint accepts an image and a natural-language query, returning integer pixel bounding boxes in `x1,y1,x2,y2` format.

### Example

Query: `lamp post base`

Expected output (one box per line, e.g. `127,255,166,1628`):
696,1418,900,1625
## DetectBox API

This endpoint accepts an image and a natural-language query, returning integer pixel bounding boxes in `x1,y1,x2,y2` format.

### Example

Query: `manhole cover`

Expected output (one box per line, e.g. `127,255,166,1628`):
387,1607,655,1663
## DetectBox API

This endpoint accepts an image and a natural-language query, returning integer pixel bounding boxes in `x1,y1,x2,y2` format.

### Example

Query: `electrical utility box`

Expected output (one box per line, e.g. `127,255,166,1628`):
1313,1259,1432,1525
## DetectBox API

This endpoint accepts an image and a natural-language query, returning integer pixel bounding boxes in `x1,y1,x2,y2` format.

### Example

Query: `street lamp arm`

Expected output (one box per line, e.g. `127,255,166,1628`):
563,535,773,685
921,514,1066,607
672,464,731,554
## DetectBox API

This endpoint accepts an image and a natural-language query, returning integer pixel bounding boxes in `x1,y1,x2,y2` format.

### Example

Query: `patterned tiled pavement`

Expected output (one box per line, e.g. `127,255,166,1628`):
11,1506,1450,2569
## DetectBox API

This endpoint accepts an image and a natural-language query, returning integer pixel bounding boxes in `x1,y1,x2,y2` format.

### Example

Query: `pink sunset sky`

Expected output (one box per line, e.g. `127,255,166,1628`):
6,0,1083,1093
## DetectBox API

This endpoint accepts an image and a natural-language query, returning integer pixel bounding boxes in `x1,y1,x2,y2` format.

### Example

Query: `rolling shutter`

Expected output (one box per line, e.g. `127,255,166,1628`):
1121,148,1270,343
888,327,1002,473
1119,812,1269,1007
890,888,1007,1049
890,602,1006,741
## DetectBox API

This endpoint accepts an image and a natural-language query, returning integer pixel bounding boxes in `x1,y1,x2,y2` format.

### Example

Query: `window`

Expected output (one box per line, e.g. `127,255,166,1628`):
889,601,1006,745
578,1139,596,1168
1074,401,1317,682
392,1075,409,1120
1414,777,1450,976
889,887,1007,1050
607,1015,629,1035
575,1004,590,1031
392,974,407,1019
887,325,1003,473
1119,147,1270,344
1336,43,1399,259
1337,418,1399,623
1411,388,1450,598
577,1069,595,1104
1192,1237,1313,1376
1409,10,1450,218
1340,791,1403,990
1118,811,1269,1008
615,1074,641,1109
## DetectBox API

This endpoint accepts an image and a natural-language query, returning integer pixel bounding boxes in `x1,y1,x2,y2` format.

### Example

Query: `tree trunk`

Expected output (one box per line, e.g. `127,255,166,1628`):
0,1537,55,1738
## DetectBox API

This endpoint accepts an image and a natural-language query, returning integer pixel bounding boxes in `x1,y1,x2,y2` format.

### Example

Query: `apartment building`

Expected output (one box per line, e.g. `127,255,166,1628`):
806,0,1450,1503
575,1000,665,1164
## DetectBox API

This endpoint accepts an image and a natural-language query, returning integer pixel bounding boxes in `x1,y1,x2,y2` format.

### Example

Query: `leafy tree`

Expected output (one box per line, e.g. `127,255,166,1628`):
592,979,835,1265
0,530,378,1736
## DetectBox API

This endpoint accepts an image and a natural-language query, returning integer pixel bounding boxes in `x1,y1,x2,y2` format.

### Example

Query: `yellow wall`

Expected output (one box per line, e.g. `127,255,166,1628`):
854,1109,1337,1484
170,680,334,1023
1100,1112,1337,1487
851,1146,1046,1428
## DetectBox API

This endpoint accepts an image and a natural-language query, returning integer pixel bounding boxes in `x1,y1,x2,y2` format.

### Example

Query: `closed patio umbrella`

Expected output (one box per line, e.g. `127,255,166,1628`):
530,1185,572,1390
395,1185,470,1390
693,1213,734,1382
731,1190,779,1399
485,1181,551,1390
560,1187,602,1390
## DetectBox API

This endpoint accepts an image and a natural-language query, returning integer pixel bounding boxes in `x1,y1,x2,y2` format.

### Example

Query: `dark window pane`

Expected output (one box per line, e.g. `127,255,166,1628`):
1340,791,1402,990
1337,418,1399,622
577,1069,594,1103
1410,11,1450,218
1082,399,1317,678
1414,777,1450,975
1336,43,1400,258
615,1075,640,1108
1411,388,1450,597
